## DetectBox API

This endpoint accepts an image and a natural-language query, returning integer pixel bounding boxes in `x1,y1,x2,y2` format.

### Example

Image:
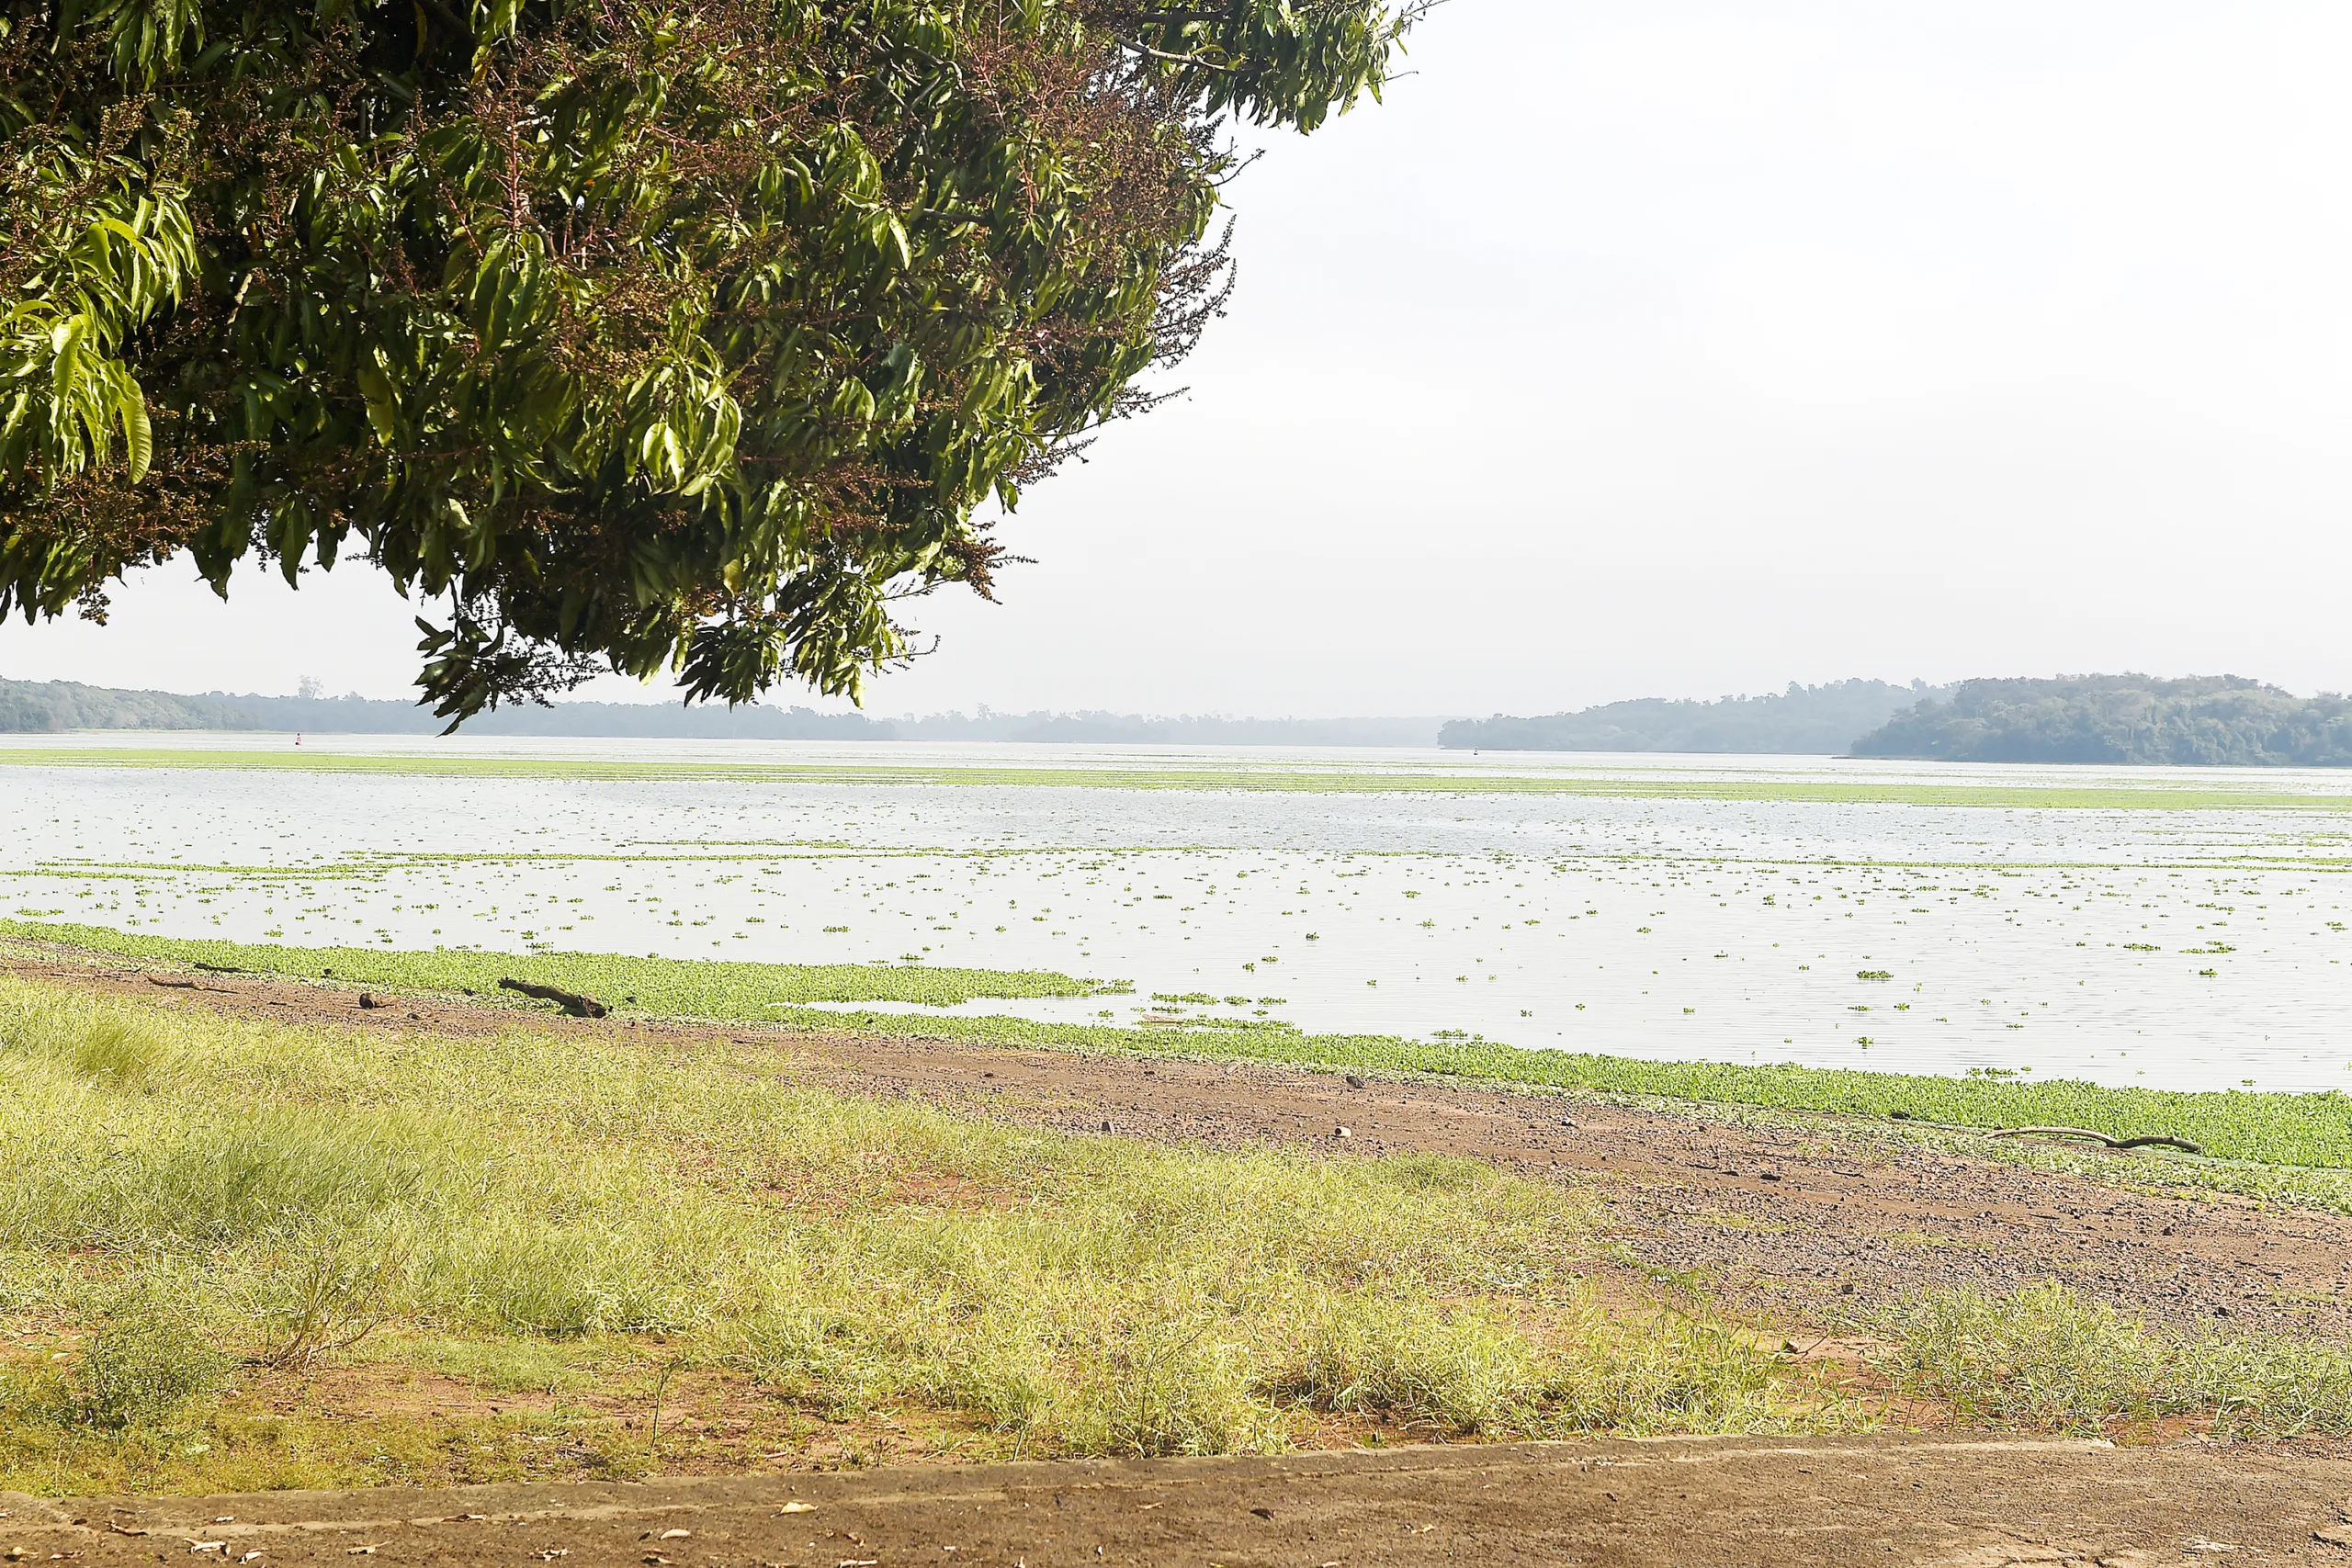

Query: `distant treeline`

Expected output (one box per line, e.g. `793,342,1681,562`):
1440,680,1939,754
0,679,1442,745
0,679,265,732
1853,675,2352,766
0,681,889,738
16,672,2347,762
896,710,1445,746
214,692,891,738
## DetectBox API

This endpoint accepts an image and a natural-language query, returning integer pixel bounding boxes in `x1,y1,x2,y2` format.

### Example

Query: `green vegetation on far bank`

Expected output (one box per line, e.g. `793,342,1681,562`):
0,679,264,735
0,919,1118,1010
1440,679,1938,756
1857,675,2352,767
11,920,2352,1177
1,747,2348,809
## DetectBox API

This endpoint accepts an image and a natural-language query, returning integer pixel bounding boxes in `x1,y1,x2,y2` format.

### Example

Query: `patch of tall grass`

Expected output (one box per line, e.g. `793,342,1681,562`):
0,977,1828,1494
1871,1281,2352,1438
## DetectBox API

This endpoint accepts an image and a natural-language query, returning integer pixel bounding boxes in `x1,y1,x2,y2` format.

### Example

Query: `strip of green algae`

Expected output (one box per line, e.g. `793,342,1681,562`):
3,747,2346,809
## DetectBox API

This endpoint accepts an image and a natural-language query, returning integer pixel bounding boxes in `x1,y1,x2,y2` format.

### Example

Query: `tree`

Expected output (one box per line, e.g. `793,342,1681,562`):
1,0,1421,725
1849,675,2352,766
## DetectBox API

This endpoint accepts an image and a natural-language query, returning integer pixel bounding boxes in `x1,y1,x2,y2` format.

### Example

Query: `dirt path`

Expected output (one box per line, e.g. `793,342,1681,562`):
12,1434,2352,1567
14,949,2352,1338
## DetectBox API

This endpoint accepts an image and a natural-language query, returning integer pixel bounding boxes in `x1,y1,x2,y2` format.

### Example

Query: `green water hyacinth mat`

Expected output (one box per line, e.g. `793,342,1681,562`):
6,919,2352,1176
2,749,2349,809
0,919,1117,1009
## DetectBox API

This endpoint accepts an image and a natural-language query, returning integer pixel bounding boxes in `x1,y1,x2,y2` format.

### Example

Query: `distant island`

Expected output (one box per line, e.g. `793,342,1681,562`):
1852,675,2352,765
1439,680,1939,754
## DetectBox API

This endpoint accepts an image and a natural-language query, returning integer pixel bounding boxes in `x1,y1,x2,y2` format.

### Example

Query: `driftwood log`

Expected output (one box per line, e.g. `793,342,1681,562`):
497,976,609,1019
1987,1125,2204,1156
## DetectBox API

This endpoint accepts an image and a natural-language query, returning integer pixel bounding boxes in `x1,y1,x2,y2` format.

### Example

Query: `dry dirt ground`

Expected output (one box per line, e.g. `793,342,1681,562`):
11,1435,2352,1568
16,949,2352,1562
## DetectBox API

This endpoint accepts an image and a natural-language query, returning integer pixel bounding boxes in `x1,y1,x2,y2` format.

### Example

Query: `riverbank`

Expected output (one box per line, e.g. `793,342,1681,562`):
9,919,2352,1179
6,946,2352,1499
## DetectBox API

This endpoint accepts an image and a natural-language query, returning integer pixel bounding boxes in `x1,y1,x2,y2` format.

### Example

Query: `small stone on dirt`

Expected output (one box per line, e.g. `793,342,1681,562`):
1344,1074,1365,1089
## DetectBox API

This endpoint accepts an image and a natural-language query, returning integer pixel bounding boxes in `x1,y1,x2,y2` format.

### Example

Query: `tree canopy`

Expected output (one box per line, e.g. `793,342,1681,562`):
2,0,1420,723
1852,675,2352,766
1439,681,1944,756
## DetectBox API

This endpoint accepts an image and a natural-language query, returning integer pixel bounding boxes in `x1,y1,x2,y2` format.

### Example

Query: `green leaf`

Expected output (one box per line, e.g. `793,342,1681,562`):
119,384,151,480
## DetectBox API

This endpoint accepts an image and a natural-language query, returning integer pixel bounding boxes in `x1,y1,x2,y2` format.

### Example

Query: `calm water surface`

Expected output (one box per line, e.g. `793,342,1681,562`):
4,735,2349,1091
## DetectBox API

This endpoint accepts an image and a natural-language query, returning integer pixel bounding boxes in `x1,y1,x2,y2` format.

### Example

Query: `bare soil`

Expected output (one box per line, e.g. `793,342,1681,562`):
11,1435,2352,1567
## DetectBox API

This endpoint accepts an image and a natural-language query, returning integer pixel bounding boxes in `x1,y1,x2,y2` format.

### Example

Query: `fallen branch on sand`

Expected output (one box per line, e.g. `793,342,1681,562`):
146,975,198,989
497,976,609,1019
1987,1125,2204,1156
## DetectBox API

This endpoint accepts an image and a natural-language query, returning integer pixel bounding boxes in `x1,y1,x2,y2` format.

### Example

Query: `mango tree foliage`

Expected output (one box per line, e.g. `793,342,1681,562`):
0,0,1420,723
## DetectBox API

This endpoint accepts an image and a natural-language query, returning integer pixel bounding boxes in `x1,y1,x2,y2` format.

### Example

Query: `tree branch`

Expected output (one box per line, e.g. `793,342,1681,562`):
1118,39,1235,73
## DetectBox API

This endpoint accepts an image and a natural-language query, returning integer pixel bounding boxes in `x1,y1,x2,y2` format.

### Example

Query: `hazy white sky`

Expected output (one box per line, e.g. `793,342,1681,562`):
7,0,2349,716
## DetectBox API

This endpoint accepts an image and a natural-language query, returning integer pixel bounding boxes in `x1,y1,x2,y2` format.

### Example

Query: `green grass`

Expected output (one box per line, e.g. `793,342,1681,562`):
0,977,1827,1495
12,919,2352,1177
0,919,1117,1008
1872,1281,2352,1438
6,979,2346,1496
3,747,2347,808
